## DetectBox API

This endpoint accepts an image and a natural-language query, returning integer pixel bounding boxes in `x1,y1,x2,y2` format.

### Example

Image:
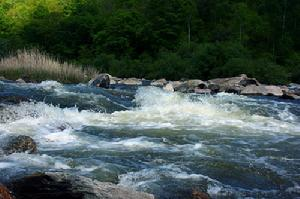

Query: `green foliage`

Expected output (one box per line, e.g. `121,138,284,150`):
0,0,299,84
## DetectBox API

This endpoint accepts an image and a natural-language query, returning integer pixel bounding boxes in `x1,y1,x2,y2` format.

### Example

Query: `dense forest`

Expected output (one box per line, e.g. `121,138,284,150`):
0,0,299,84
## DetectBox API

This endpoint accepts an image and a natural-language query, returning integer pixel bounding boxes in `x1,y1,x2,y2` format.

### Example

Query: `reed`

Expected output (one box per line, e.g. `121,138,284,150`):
0,49,98,83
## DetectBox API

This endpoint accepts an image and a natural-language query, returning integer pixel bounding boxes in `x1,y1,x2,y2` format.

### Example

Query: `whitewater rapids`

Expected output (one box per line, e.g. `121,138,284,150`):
0,81,299,198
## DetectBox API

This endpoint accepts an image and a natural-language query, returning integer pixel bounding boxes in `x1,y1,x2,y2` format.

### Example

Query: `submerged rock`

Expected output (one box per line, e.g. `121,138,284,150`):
1,135,37,155
241,85,283,96
0,183,13,199
88,74,110,88
9,172,154,199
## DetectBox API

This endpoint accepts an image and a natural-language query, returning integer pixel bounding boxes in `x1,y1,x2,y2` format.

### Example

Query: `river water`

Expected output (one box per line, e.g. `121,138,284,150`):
0,81,300,198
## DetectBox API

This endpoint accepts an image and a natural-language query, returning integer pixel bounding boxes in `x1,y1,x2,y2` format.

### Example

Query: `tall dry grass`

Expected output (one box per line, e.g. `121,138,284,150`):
0,49,98,83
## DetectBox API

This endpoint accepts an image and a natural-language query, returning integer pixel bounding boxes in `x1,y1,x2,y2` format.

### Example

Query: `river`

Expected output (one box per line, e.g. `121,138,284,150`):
0,80,300,198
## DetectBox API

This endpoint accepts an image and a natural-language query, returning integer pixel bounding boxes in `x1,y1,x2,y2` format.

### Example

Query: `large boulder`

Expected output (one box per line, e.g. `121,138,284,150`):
208,74,259,94
9,172,154,199
1,135,37,155
88,74,110,88
241,85,283,96
173,80,207,93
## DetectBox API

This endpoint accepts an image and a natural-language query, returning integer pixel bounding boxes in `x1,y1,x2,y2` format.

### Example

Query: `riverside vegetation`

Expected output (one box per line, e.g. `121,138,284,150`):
0,0,300,84
0,50,97,83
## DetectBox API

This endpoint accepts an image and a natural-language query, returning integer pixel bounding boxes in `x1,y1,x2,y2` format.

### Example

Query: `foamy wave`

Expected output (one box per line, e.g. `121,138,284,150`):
0,87,299,136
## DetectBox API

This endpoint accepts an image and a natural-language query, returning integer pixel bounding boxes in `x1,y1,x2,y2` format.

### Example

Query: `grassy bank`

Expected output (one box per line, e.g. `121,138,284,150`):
0,50,98,83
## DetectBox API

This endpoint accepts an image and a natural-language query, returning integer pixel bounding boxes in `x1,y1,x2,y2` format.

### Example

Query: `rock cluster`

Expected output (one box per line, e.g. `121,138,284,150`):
1,135,37,155
89,74,300,99
88,74,110,88
8,172,154,199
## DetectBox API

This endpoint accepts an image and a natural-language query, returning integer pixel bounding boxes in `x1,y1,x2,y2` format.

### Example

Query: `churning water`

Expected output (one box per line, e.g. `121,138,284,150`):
0,81,300,198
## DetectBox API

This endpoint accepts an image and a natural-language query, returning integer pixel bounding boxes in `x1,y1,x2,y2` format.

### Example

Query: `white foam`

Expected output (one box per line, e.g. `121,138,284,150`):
0,162,15,169
118,164,227,195
0,87,299,153
2,153,70,169
37,80,63,90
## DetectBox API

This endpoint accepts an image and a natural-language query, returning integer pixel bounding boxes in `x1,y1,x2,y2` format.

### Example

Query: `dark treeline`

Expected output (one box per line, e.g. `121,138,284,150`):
0,0,299,84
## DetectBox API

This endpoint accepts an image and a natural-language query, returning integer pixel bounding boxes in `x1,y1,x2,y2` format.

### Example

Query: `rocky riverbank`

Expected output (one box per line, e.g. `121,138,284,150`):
88,74,300,100
2,74,300,99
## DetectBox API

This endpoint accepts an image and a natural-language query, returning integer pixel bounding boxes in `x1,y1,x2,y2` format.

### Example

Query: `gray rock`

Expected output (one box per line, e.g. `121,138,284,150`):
173,80,207,93
163,83,175,92
88,74,110,88
173,82,191,93
9,172,154,199
110,77,122,85
16,78,26,83
207,84,220,93
1,135,37,155
208,74,259,94
118,78,142,85
241,85,283,96
151,79,168,87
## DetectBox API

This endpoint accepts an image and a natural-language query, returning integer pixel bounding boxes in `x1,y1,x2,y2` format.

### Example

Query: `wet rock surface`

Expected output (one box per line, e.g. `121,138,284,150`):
150,79,168,87
1,135,37,155
241,85,284,96
9,172,154,199
208,74,259,94
118,78,143,85
88,74,110,88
